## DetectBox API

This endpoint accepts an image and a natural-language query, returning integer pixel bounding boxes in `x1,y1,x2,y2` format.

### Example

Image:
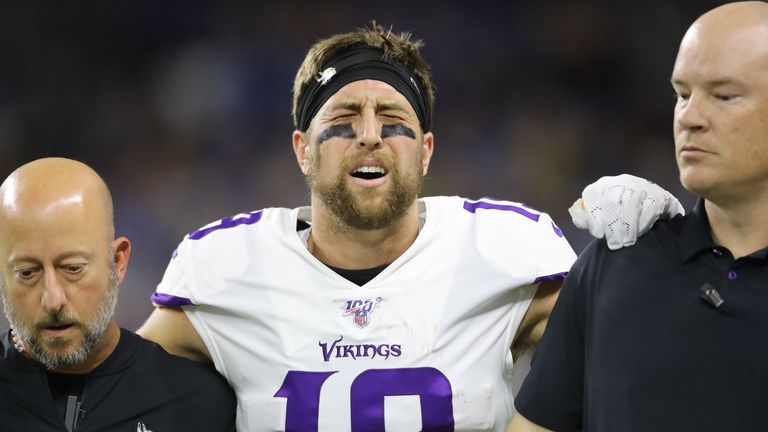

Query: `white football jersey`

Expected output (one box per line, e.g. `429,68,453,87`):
153,196,576,431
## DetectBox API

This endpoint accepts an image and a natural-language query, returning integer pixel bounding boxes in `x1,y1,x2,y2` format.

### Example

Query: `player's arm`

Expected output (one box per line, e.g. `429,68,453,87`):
511,278,561,358
507,414,555,432
137,306,213,364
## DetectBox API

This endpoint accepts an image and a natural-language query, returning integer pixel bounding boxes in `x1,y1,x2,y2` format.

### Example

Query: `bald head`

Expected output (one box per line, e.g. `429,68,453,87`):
672,1,768,202
0,158,115,240
680,2,768,61
695,1,768,27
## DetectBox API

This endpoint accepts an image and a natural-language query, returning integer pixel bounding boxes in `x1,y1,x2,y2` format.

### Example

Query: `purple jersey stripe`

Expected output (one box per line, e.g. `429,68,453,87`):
551,221,564,237
533,272,568,284
462,200,540,222
151,292,195,307
188,210,263,240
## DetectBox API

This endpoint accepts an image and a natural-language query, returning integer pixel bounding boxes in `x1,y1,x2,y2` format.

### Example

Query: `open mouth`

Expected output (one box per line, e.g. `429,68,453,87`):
40,323,76,335
350,165,388,180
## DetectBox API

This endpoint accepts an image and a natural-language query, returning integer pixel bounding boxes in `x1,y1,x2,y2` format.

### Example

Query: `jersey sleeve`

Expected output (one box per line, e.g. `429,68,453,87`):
151,240,197,307
531,212,578,284
467,198,577,285
514,239,602,430
151,209,265,307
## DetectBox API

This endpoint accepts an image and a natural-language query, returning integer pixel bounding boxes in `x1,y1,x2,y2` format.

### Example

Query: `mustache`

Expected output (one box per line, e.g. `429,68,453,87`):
33,311,80,329
341,154,395,171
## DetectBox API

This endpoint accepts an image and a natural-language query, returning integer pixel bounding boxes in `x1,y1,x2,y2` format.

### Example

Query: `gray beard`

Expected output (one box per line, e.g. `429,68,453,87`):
1,257,119,370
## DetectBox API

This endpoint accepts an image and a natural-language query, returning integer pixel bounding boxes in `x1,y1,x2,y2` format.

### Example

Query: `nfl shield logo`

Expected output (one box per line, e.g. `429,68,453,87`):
354,313,367,327
343,297,382,328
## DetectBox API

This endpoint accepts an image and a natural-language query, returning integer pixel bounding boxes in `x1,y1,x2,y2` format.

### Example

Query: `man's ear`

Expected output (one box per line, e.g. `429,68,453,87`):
293,130,312,175
111,236,131,286
421,131,434,176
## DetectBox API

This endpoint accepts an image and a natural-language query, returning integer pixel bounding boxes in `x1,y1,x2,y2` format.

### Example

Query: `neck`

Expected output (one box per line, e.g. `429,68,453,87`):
705,196,768,259
308,200,421,269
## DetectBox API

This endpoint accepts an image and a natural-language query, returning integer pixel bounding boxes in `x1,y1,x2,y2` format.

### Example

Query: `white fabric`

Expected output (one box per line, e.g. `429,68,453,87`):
570,174,685,250
156,196,576,431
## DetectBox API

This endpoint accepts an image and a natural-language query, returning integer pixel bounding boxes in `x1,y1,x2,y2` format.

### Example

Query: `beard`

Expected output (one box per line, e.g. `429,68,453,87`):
306,148,424,231
0,253,119,370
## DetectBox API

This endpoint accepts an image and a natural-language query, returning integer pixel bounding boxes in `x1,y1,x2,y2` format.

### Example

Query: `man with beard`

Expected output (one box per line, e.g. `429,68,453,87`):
138,23,682,431
0,158,236,431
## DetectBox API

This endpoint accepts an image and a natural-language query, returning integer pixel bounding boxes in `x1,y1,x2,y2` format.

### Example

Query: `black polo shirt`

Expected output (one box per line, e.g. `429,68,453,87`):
515,199,768,431
0,328,236,431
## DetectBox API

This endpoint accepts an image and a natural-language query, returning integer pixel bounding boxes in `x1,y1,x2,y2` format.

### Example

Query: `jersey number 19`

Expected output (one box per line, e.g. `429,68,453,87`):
275,367,455,431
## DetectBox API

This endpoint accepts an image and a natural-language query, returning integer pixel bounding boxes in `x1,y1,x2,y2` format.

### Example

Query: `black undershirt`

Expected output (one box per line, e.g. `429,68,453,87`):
46,371,85,422
327,263,389,286
297,220,390,286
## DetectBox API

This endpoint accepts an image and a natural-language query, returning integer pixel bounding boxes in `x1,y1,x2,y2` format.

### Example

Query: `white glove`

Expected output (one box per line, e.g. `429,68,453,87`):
569,174,685,250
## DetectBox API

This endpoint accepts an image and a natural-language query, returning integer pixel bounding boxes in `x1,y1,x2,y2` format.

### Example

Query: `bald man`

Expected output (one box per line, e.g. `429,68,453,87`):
0,158,236,431
509,2,768,431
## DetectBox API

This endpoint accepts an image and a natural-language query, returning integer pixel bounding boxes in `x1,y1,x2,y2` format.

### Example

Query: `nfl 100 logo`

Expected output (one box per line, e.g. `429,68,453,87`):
343,297,382,328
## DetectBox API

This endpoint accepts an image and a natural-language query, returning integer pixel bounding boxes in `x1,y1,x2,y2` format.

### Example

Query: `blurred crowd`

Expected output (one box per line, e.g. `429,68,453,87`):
0,1,721,329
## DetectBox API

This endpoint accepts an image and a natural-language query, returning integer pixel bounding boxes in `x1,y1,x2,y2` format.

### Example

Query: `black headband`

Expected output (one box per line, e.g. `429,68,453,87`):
297,45,431,133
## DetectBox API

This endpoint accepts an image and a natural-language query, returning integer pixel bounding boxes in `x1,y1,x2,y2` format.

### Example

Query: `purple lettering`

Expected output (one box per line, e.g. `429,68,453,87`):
319,336,343,362
319,338,403,362
274,370,337,432
275,367,454,431
376,344,390,360
342,345,357,359
363,344,377,358
351,368,454,431
390,345,402,357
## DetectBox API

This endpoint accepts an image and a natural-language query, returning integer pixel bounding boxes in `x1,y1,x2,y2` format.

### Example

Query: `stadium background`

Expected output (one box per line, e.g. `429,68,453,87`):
0,1,724,329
